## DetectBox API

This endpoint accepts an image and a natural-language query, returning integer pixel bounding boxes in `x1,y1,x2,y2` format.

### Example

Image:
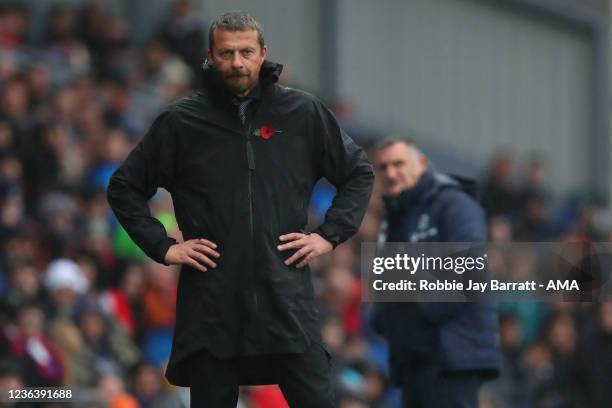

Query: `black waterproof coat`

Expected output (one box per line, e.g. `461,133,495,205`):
107,61,374,385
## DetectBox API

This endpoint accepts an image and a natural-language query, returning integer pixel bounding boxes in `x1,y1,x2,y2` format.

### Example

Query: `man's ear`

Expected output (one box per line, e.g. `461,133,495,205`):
420,154,428,169
207,49,214,64
261,46,268,59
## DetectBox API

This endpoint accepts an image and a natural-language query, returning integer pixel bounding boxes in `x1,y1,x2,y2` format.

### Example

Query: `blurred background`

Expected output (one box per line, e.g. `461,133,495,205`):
0,0,611,407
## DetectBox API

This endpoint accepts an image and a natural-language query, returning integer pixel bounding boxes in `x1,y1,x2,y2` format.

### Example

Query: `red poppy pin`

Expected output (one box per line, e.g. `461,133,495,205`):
253,124,282,139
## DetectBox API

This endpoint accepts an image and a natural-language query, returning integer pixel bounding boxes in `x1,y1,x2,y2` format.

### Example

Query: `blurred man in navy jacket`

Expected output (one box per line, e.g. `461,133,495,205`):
373,138,499,408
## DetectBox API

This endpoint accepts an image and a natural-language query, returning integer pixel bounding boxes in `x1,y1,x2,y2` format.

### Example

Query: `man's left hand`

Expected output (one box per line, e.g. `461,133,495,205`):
277,232,333,268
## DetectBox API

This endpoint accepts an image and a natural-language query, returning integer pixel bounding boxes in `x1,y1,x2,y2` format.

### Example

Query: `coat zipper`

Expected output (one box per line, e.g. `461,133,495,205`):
245,123,258,315
246,125,255,236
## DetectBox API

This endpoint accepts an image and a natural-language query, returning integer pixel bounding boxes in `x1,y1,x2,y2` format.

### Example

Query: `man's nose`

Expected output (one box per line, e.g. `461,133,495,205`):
385,167,396,180
231,53,244,69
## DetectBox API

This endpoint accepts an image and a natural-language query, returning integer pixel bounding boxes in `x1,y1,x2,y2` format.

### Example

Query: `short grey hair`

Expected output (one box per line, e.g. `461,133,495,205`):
208,11,265,50
374,137,425,157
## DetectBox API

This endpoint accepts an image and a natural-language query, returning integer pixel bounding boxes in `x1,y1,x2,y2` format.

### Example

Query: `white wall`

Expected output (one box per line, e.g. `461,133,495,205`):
337,0,593,193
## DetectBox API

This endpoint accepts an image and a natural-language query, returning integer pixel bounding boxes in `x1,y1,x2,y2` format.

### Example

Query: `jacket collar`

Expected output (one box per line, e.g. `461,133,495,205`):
383,170,435,214
200,59,283,106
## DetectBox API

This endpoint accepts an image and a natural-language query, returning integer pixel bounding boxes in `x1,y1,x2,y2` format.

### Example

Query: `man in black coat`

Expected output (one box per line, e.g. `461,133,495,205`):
373,138,499,408
107,11,374,407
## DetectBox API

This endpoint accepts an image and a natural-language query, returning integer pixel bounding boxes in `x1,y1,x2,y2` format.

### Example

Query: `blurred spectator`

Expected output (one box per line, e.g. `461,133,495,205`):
0,4,29,49
77,3,107,54
98,373,139,408
157,0,206,84
517,155,550,205
3,259,45,310
54,85,81,126
99,284,136,337
117,262,147,343
321,316,346,366
44,258,88,319
0,358,25,393
1,78,36,150
78,3,131,82
49,318,98,387
321,266,362,336
142,261,177,331
28,124,85,194
0,185,25,233
39,193,83,258
515,190,555,241
103,17,133,82
1,229,40,267
571,301,612,407
0,121,14,153
523,341,557,405
76,300,140,377
45,6,91,76
0,53,18,86
141,261,177,367
5,303,64,386
25,64,53,110
542,313,577,404
132,362,185,408
131,40,193,110
483,313,528,406
46,6,77,45
482,150,518,220
87,127,133,189
489,215,514,243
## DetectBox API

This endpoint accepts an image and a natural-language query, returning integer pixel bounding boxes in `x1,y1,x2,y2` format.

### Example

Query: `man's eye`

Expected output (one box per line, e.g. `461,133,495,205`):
242,50,254,57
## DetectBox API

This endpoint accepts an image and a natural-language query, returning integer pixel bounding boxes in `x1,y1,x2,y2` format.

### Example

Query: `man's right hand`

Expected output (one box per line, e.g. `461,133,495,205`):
164,239,220,272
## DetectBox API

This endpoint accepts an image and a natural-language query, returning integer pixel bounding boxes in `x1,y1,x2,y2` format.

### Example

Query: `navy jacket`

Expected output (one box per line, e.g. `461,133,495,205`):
375,170,499,383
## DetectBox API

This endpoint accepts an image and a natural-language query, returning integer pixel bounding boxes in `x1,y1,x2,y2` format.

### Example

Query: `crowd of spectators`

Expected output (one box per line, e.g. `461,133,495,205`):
0,2,611,408
477,152,612,408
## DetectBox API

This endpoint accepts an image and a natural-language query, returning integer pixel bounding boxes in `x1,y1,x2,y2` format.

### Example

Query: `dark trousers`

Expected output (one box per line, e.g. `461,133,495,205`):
189,341,335,407
402,366,481,408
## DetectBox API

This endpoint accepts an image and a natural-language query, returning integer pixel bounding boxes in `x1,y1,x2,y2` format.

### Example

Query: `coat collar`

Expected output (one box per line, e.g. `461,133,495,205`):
200,59,283,106
383,170,435,214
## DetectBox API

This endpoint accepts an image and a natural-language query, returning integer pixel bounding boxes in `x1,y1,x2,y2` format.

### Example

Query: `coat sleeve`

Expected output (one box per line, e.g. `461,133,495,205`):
310,101,375,247
107,110,178,264
439,190,487,242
